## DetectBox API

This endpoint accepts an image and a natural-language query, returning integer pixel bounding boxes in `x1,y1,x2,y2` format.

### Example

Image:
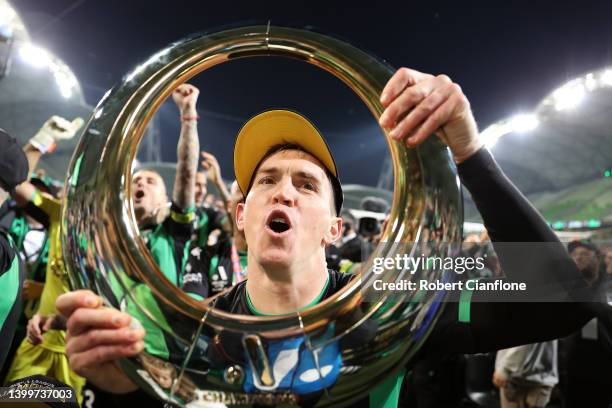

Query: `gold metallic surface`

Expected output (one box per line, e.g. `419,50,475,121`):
62,25,462,406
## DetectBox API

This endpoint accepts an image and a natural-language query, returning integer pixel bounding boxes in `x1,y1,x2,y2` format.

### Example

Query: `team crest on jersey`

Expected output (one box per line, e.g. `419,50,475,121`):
243,326,341,395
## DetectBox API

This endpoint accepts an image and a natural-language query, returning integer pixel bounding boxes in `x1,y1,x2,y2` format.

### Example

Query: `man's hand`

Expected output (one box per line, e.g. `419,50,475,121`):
201,151,222,185
29,116,84,154
23,279,44,300
56,290,145,394
379,68,483,164
172,84,199,116
492,371,508,388
22,279,44,300
26,314,50,345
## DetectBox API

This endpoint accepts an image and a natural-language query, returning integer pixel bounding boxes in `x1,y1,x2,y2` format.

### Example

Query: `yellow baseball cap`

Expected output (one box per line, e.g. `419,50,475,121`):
233,109,343,214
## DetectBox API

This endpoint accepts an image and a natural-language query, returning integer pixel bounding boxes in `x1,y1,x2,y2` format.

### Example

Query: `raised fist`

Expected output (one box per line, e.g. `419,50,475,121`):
172,83,199,115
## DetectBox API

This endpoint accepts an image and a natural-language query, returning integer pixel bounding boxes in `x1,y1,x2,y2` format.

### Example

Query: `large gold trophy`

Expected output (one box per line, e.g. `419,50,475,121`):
62,25,462,406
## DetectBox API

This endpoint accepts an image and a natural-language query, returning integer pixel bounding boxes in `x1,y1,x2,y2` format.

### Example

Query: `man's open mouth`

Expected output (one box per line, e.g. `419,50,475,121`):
134,190,145,200
266,210,292,234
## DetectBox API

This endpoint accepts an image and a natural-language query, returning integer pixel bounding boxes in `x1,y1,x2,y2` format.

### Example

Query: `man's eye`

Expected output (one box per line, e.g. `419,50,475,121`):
302,182,316,191
259,177,274,185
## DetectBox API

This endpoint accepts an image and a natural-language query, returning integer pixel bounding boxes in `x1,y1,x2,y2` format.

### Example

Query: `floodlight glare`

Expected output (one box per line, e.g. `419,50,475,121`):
18,42,80,99
19,44,51,68
479,122,512,148
553,82,585,111
585,73,597,91
509,113,539,133
0,4,17,26
601,70,612,87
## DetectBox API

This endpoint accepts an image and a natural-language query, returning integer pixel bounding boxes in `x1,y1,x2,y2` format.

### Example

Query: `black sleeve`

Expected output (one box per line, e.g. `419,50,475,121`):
206,206,226,232
162,202,194,242
22,201,50,229
427,148,595,354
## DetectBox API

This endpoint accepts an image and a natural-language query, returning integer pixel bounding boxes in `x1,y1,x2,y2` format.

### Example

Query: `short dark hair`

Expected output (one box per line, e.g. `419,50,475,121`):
568,239,599,255
248,143,341,215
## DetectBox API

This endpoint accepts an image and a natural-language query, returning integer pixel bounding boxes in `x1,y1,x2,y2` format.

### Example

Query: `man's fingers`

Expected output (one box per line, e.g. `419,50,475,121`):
67,307,131,337
66,327,145,356
68,342,144,377
380,75,439,129
406,93,458,147
201,151,216,164
27,332,43,345
380,67,431,108
55,290,101,318
27,316,44,344
30,321,42,338
42,316,54,332
389,80,455,141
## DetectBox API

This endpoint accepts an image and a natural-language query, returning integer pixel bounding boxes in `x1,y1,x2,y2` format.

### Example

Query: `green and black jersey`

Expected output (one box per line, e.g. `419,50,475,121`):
140,203,194,291
184,235,247,298
115,203,196,361
0,230,24,369
0,201,49,326
182,205,230,298
191,205,227,248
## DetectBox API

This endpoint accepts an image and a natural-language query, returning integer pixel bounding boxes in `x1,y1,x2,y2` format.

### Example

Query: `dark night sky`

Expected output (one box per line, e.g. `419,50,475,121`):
11,0,612,185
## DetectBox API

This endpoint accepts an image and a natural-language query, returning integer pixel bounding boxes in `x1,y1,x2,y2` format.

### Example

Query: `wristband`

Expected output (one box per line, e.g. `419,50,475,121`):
181,115,200,122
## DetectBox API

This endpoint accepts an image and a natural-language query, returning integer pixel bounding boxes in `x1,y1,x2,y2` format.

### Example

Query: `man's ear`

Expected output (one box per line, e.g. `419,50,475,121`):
323,216,343,246
236,202,245,232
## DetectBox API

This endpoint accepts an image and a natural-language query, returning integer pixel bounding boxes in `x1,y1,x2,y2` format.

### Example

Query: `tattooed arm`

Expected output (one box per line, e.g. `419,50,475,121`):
172,84,200,210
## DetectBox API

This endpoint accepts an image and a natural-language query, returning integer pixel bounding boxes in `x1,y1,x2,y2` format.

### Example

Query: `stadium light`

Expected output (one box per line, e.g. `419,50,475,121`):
585,73,597,91
19,44,51,68
509,113,539,133
601,69,612,86
18,43,79,99
0,3,17,26
479,113,539,148
481,66,612,150
553,80,585,111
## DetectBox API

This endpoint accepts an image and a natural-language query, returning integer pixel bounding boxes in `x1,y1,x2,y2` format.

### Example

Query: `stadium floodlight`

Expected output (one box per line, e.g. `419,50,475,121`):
481,66,612,149
553,80,585,111
479,113,539,148
479,122,511,148
0,3,17,26
585,73,597,91
19,44,51,68
601,69,612,87
18,42,79,99
509,113,539,133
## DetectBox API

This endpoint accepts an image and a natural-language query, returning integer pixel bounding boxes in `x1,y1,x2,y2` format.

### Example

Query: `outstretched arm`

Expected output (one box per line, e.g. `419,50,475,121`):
380,67,595,353
172,84,200,211
201,151,230,212
13,116,83,206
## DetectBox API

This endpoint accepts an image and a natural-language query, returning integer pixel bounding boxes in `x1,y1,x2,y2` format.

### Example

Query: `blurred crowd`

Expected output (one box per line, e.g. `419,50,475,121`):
400,237,612,408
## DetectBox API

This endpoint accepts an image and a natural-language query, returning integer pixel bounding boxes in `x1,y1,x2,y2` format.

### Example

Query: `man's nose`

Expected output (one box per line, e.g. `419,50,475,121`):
272,178,296,207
